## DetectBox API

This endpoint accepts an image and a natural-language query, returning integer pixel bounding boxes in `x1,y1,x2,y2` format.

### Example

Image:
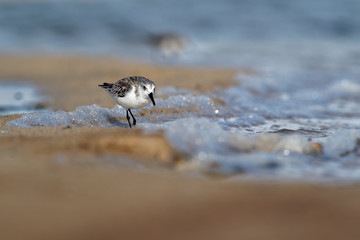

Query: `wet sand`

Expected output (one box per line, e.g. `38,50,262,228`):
1,54,360,240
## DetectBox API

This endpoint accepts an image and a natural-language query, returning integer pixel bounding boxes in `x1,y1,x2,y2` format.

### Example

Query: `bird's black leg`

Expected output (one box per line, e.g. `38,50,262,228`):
128,109,136,126
126,109,132,128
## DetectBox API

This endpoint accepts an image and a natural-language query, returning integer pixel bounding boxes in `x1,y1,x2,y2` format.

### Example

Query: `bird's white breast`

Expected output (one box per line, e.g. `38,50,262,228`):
113,88,150,109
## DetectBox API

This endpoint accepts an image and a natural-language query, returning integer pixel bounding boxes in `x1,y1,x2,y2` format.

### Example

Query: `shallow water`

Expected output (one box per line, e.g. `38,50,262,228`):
2,0,360,182
7,69,360,182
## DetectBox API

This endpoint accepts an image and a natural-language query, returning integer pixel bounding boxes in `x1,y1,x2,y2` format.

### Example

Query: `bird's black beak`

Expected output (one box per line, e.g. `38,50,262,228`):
149,92,156,106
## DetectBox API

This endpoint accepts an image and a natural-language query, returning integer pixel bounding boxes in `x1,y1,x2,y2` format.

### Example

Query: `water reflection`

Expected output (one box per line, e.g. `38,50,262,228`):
0,82,47,115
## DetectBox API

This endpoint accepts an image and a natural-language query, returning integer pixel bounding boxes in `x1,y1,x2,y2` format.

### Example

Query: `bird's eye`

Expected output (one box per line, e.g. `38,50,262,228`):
143,86,147,91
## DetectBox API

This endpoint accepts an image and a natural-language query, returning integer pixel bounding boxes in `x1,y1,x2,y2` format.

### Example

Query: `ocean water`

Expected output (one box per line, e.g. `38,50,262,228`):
2,0,360,181
0,0,360,73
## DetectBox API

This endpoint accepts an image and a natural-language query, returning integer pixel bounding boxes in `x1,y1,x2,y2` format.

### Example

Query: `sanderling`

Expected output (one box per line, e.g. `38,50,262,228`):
99,76,156,128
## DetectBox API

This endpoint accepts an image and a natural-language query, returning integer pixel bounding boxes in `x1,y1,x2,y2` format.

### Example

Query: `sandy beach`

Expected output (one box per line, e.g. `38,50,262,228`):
1,54,360,240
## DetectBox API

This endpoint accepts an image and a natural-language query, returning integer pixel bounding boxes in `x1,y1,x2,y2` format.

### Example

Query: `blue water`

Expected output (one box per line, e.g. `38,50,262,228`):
0,0,360,72
2,0,360,182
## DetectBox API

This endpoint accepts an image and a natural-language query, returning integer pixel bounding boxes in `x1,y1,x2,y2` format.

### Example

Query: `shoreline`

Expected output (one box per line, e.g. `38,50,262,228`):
0,54,244,111
1,54,360,240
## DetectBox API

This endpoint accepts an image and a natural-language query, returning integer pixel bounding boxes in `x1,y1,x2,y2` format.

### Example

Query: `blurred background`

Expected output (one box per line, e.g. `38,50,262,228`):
2,5,360,240
0,0,360,74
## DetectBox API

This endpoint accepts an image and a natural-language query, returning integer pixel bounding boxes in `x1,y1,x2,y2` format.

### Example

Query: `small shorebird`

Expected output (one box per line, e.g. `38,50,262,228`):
99,76,156,128
148,33,187,57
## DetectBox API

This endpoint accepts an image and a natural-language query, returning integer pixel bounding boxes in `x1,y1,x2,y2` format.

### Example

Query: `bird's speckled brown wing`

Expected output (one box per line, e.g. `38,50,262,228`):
110,77,134,97
99,76,154,98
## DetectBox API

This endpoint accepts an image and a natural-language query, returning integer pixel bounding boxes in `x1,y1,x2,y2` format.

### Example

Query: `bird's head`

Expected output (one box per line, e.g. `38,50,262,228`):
140,82,156,106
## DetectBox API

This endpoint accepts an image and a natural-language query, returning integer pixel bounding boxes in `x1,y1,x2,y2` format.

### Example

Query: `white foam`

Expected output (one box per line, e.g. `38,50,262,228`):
5,76,360,182
6,104,125,127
